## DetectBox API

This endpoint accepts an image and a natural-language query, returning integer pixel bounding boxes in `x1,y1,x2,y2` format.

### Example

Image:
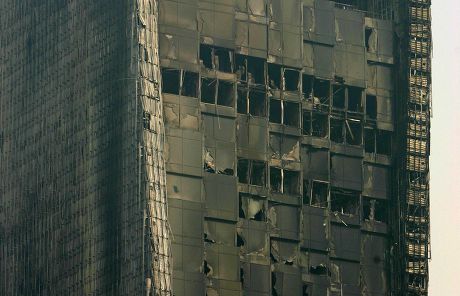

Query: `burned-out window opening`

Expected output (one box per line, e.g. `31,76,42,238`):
237,233,245,247
284,170,300,195
303,110,312,136
330,118,344,143
217,80,234,107
240,193,266,221
203,260,212,276
346,119,362,146
376,129,391,155
333,84,345,109
284,101,300,127
270,99,282,124
201,77,217,104
364,128,376,153
312,113,328,138
238,158,249,183
249,88,266,116
182,71,199,97
366,94,377,120
348,86,363,112
268,63,282,89
303,74,313,99
313,79,330,107
363,198,388,223
200,44,213,69
237,86,248,114
310,264,328,276
235,54,247,81
214,47,233,73
331,188,359,216
270,167,282,193
311,181,328,208
284,68,300,92
272,272,278,296
238,158,267,187
161,67,181,95
143,112,152,130
408,274,427,290
247,56,265,85
365,27,374,52
204,148,216,173
200,44,234,73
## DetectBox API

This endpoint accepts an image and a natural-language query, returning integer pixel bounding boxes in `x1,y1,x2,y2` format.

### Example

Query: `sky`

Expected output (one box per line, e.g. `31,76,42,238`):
429,1,460,295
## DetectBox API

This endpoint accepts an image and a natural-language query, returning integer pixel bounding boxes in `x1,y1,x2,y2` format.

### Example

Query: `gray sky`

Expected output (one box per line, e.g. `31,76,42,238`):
429,1,460,295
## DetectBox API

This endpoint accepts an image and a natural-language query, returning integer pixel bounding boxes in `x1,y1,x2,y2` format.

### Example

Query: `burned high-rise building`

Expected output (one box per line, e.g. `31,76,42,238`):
0,0,431,295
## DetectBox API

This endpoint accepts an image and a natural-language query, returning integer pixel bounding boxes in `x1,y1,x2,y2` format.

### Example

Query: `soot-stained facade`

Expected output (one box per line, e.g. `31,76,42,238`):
0,0,431,295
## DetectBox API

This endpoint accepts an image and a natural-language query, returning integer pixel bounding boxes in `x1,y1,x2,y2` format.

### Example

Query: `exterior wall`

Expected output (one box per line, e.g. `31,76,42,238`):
159,0,397,295
0,1,145,294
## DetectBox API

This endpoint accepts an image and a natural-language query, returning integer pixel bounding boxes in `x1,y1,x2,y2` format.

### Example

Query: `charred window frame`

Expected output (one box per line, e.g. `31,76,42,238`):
302,110,312,136
330,117,345,143
302,74,313,100
143,111,153,131
268,63,282,90
347,86,363,113
161,68,199,97
376,129,391,155
330,188,360,216
239,85,267,117
201,77,217,104
345,119,362,146
284,68,301,92
217,80,235,107
332,84,345,110
366,94,377,120
303,110,328,138
364,127,376,153
270,98,300,127
362,197,388,223
310,181,329,208
270,167,300,195
200,44,234,73
313,79,330,110
238,158,267,186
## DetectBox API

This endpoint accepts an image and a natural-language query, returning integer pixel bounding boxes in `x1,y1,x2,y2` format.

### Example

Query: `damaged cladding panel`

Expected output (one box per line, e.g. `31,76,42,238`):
0,0,430,295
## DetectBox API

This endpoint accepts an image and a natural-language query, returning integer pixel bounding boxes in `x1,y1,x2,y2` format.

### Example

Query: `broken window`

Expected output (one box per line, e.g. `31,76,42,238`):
312,112,328,138
313,79,330,107
237,86,248,114
366,94,377,120
330,118,344,143
247,56,265,85
201,77,217,104
376,129,391,155
268,63,282,89
251,160,266,186
239,193,266,221
302,284,311,296
365,27,374,52
217,80,234,107
200,44,213,69
270,167,300,195
143,112,152,131
332,84,345,109
284,170,300,195
302,74,313,99
214,47,233,72
363,198,387,223
309,264,328,276
270,167,282,193
331,188,359,216
182,71,199,97
200,44,234,73
348,86,363,112
311,181,328,208
161,68,181,95
284,101,300,127
270,99,282,124
364,128,375,153
235,54,247,81
284,68,300,92
249,88,266,116
238,158,267,186
345,119,362,146
303,110,311,136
